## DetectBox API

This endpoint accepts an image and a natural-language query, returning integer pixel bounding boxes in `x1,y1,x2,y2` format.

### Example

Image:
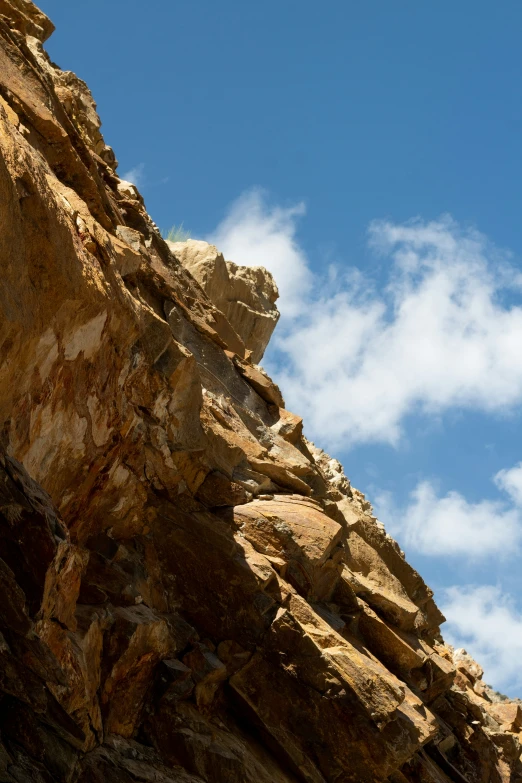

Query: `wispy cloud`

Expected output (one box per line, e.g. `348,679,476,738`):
441,584,522,693
211,191,522,451
375,466,522,558
121,163,145,187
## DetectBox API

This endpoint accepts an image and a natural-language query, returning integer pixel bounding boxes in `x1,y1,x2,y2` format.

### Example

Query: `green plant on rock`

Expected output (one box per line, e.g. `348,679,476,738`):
163,223,191,242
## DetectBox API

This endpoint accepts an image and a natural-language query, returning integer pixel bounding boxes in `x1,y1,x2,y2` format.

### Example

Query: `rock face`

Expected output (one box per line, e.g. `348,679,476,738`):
168,239,280,364
0,3,520,781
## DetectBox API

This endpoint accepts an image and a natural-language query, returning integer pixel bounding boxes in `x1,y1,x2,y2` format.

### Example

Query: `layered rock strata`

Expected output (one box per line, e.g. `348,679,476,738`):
168,238,280,364
0,3,520,781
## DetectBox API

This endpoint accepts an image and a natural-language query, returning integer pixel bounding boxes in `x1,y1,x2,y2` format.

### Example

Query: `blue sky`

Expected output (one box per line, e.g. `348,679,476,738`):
40,0,522,694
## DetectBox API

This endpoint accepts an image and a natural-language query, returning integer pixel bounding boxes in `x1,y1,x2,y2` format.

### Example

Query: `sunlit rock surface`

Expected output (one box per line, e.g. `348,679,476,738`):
168,238,280,364
0,3,521,781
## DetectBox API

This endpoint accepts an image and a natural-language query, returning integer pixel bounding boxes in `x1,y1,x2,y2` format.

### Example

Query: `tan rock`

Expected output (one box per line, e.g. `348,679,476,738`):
487,702,522,732
270,407,304,443
342,524,443,632
452,647,484,683
0,4,518,781
169,239,279,363
344,571,426,637
231,647,438,783
100,604,189,736
270,593,406,726
356,599,427,677
229,352,285,407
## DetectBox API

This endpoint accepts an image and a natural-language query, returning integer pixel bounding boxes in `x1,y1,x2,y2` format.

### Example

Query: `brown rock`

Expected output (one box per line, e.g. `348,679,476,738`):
488,702,522,732
268,593,406,726
169,240,279,363
216,639,252,675
183,643,227,707
156,658,194,703
0,4,518,781
356,599,426,678
234,495,343,600
100,605,182,736
195,470,249,507
40,543,89,631
230,353,285,407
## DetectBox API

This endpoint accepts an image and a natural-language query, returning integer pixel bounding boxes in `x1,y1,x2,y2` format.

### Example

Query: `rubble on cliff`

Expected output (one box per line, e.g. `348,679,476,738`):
0,2,520,781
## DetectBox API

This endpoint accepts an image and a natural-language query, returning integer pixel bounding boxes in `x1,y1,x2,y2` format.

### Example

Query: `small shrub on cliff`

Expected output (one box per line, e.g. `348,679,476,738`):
163,223,191,242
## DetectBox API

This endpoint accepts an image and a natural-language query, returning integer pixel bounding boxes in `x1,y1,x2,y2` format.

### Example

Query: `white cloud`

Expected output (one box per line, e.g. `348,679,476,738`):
211,195,522,450
375,476,522,558
441,585,522,694
121,163,145,187
207,189,313,317
494,462,522,506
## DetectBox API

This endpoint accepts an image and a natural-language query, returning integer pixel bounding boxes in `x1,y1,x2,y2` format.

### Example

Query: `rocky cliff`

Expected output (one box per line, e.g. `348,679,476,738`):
0,3,520,782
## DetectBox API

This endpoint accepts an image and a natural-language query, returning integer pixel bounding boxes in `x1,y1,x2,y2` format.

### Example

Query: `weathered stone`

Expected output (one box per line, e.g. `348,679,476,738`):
155,658,195,706
453,647,484,683
147,701,298,783
169,240,279,363
268,593,406,726
183,643,227,707
100,605,182,736
234,496,343,600
216,639,252,675
355,599,427,678
231,649,438,783
195,469,249,507
341,563,423,631
488,702,522,732
230,353,285,407
77,734,205,782
270,407,304,444
0,4,518,781
40,543,89,631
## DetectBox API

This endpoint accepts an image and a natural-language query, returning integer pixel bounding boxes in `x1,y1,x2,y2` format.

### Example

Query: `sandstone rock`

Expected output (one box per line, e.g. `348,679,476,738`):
453,647,484,683
100,604,194,737
195,469,249,507
234,495,344,600
183,643,227,706
0,3,519,782
488,702,522,732
78,734,206,782
355,599,427,678
229,352,285,407
216,639,252,675
147,700,298,783
268,592,407,726
231,649,438,783
169,239,279,363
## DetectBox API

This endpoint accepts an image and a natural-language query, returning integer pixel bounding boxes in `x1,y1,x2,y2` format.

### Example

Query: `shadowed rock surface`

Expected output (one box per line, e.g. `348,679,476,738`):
0,3,521,781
